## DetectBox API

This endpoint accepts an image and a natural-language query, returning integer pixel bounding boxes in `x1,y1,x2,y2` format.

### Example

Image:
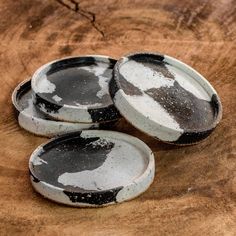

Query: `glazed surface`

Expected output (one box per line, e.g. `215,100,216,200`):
118,55,216,132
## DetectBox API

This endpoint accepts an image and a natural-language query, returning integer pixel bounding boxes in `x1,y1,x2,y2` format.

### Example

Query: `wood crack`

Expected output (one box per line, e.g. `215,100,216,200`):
55,0,105,37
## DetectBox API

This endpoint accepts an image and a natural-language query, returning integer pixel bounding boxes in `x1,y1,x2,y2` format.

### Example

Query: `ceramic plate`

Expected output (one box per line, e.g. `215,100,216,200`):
12,79,116,137
110,52,222,145
29,130,155,207
31,55,120,123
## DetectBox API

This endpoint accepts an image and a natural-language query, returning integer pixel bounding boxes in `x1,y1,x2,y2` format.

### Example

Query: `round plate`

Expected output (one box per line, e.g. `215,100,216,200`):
31,55,120,123
110,52,222,145
29,130,155,207
12,79,116,137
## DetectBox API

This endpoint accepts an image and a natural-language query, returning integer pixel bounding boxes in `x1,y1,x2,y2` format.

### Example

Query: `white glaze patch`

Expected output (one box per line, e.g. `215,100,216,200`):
114,90,183,141
88,138,112,148
31,148,48,166
116,161,154,202
124,93,183,132
74,102,103,108
58,139,148,190
38,103,93,123
120,60,175,90
52,95,62,102
83,62,108,76
96,75,110,99
95,62,111,99
34,75,56,93
33,158,48,165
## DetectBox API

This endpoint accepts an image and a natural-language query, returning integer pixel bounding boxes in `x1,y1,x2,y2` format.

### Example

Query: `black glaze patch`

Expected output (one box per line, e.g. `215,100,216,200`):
63,186,123,205
173,129,214,145
130,53,164,63
34,93,63,114
13,80,30,118
29,170,40,183
16,80,31,105
88,104,121,123
98,120,118,130
109,75,120,99
173,94,220,144
49,57,97,74
119,74,143,96
107,58,117,69
142,60,175,79
31,133,115,192
145,81,216,131
211,94,221,118
14,80,32,112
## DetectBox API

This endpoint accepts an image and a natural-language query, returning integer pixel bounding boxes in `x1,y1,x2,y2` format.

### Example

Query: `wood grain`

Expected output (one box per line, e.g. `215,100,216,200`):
0,0,235,235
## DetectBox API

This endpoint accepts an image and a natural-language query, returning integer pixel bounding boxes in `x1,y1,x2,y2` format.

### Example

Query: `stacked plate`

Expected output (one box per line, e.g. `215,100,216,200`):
12,56,121,137
12,52,222,207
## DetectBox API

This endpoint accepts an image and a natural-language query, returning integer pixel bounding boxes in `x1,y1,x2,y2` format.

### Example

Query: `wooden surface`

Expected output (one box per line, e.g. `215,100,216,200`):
0,0,235,235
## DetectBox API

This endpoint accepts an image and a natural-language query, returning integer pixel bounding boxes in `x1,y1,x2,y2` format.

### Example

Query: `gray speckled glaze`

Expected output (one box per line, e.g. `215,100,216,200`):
110,52,222,145
12,79,117,137
29,130,155,207
32,56,120,123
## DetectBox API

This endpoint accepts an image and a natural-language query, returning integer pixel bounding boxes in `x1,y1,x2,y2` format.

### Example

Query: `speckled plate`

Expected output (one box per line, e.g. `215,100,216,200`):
29,130,155,207
31,55,120,123
110,52,222,145
12,79,116,137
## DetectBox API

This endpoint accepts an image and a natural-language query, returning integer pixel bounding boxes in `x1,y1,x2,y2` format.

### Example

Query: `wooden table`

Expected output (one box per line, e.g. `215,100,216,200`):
0,0,235,235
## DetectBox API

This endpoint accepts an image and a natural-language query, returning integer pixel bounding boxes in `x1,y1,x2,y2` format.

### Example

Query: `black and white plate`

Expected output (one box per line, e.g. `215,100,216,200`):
12,79,116,137
110,52,222,145
31,55,120,123
29,130,155,207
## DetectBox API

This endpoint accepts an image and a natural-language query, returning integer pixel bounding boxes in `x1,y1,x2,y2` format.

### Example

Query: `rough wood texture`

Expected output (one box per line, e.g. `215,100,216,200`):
0,0,235,235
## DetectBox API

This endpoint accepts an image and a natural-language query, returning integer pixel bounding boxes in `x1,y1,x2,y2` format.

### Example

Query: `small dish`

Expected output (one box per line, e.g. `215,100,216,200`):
110,52,222,145
29,130,155,207
12,79,116,137
31,55,120,123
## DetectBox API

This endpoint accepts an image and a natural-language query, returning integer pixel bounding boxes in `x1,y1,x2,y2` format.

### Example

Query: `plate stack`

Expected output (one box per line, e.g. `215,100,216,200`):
12,56,121,137
12,52,222,207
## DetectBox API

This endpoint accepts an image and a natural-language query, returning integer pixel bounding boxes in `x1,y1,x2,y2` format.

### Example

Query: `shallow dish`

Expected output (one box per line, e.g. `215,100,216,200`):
29,130,155,207
12,80,116,137
31,55,120,123
110,52,222,145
